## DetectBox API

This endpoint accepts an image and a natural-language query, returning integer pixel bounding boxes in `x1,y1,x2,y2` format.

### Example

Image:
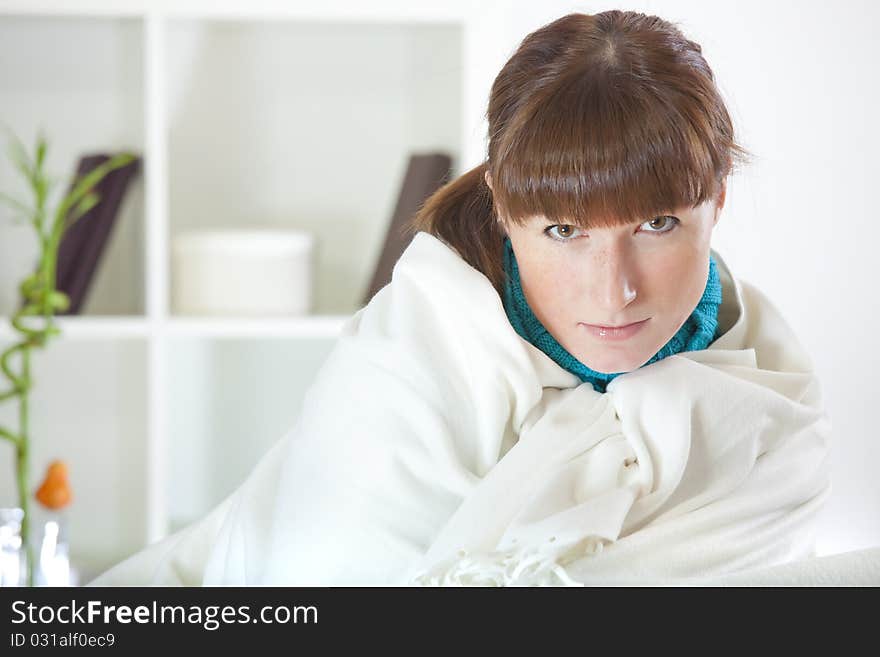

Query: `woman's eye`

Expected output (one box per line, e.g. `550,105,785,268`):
640,216,679,234
544,216,679,242
544,224,583,241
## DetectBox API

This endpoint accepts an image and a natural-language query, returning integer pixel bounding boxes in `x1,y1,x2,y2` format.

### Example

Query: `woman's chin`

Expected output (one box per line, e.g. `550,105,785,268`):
562,332,659,374
578,353,646,375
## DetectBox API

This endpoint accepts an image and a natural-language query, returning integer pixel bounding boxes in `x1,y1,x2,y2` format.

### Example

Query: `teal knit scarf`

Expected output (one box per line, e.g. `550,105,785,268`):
501,236,723,393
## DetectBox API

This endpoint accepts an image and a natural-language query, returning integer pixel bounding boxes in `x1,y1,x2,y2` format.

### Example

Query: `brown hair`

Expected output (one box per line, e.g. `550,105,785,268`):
405,10,752,296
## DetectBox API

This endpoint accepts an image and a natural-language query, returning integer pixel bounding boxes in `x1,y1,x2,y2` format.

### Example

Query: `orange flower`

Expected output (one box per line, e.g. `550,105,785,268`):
35,460,72,510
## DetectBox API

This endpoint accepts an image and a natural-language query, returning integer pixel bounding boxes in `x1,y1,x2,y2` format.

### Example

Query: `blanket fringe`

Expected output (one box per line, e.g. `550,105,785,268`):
409,536,605,587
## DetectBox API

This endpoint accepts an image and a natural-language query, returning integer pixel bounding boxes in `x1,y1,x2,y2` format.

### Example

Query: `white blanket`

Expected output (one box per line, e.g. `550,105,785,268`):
89,231,833,586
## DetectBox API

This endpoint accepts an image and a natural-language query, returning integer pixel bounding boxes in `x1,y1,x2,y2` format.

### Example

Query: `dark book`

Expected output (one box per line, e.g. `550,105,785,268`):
362,152,452,306
40,153,141,315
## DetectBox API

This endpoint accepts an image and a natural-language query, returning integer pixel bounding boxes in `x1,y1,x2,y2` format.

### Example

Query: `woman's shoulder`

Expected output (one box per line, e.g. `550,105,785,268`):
709,248,816,376
345,231,509,343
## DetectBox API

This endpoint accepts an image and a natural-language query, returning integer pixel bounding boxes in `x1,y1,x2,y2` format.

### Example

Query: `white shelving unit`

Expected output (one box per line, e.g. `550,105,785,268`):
0,0,510,583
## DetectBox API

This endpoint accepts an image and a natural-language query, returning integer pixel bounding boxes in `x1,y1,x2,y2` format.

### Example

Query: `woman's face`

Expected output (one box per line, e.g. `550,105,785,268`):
495,179,726,374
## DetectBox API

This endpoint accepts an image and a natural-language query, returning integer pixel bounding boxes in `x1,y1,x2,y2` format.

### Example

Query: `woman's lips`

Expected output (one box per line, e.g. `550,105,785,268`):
578,318,650,341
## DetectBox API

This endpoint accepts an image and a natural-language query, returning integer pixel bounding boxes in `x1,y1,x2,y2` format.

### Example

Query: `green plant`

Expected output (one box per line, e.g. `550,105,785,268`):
0,126,135,586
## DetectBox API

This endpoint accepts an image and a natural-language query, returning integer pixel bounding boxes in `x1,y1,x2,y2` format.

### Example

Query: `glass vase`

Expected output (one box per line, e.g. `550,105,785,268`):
0,507,75,587
0,508,26,586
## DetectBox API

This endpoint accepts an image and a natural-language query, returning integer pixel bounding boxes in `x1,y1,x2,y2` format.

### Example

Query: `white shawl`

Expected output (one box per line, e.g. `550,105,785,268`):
89,231,832,586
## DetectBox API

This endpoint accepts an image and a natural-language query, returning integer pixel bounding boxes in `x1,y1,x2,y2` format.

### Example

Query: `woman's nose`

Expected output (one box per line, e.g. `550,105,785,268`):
590,250,637,314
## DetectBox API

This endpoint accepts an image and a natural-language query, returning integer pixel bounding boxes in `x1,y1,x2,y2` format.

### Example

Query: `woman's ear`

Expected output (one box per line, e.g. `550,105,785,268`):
714,182,727,225
484,170,507,236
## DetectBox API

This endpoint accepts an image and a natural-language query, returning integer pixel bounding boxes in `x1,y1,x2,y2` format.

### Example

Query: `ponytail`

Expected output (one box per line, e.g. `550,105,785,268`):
405,161,508,296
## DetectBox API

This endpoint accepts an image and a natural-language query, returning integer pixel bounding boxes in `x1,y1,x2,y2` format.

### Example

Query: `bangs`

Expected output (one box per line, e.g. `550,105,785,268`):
490,68,732,229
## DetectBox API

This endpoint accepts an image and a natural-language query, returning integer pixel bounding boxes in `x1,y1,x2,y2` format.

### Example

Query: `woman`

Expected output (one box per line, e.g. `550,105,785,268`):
90,10,831,586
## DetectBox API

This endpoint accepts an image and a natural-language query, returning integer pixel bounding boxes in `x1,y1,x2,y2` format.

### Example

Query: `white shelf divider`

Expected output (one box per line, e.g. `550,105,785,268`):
166,316,351,339
145,11,170,544
0,0,473,21
0,315,352,341
0,317,151,341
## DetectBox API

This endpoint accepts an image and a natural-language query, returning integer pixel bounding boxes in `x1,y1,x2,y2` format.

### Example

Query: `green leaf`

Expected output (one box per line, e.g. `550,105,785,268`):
53,152,136,236
34,130,47,171
75,191,99,215
0,191,33,217
65,191,100,229
7,136,34,184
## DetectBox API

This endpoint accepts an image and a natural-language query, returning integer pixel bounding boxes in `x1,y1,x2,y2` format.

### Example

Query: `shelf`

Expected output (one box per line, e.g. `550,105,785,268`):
0,0,472,21
0,315,353,341
0,316,151,341
165,315,351,338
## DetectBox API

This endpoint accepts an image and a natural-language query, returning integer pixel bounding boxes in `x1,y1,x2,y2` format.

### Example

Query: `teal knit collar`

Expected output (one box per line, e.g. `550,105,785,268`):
501,236,723,393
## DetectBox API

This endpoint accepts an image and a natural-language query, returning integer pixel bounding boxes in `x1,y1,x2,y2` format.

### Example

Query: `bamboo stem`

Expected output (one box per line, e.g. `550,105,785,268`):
17,347,33,587
0,130,136,587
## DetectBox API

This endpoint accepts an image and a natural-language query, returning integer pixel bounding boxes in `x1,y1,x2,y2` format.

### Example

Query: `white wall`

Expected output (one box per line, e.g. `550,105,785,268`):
488,0,879,555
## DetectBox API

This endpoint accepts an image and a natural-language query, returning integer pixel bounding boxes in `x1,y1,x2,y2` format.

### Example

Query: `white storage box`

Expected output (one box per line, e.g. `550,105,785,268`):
172,229,315,316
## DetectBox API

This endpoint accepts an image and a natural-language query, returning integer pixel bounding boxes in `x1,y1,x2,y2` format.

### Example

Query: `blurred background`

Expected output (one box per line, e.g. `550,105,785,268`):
0,0,876,585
